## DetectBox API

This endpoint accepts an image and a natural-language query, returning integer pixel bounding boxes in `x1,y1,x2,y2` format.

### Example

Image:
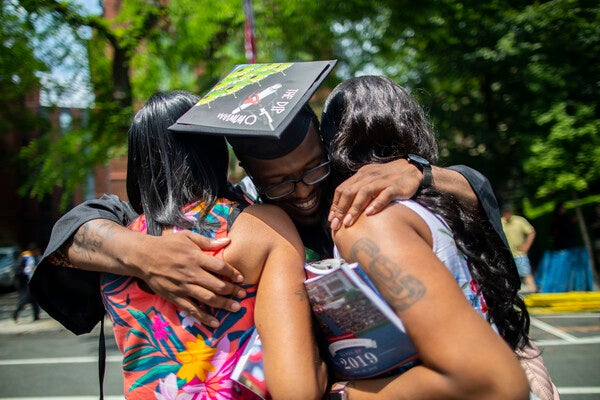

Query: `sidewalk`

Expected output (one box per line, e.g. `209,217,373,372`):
0,314,66,335
0,290,115,336
0,290,66,335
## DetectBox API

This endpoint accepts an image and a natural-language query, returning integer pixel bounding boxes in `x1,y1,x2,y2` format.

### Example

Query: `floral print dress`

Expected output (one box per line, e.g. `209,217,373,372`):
101,199,260,399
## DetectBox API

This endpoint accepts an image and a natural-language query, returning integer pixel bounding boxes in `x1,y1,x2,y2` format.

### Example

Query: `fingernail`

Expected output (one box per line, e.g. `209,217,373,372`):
230,302,241,312
330,218,340,230
210,320,220,328
235,274,244,282
236,289,247,298
343,214,353,227
328,211,335,222
365,206,375,215
213,238,229,244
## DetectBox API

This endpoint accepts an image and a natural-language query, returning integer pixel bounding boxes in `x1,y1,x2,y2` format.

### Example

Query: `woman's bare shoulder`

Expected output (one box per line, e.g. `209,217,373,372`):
334,201,433,253
224,204,303,282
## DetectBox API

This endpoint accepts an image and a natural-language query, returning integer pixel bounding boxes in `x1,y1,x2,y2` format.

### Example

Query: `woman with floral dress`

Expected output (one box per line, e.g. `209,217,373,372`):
101,91,326,399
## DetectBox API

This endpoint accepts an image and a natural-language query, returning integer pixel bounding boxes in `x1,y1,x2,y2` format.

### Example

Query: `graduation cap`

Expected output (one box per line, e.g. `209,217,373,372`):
227,102,319,159
168,60,337,144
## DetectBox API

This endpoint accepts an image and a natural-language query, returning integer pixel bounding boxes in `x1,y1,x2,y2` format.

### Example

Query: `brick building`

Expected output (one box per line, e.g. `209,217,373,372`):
0,0,128,250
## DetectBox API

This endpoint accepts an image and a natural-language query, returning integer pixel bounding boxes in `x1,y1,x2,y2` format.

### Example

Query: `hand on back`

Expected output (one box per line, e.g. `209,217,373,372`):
133,230,246,328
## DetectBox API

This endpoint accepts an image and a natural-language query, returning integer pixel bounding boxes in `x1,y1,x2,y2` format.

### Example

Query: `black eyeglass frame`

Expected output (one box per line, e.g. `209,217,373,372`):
255,159,332,200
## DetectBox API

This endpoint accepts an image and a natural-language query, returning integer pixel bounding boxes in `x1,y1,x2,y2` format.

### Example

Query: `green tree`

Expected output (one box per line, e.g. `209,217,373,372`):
10,0,600,217
17,0,251,208
17,1,164,207
14,0,359,207
525,103,600,200
524,102,600,269
0,1,46,136
360,1,599,203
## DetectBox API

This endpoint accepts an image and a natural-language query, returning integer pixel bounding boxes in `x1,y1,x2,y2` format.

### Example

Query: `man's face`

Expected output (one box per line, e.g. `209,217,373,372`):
242,124,329,226
502,210,514,220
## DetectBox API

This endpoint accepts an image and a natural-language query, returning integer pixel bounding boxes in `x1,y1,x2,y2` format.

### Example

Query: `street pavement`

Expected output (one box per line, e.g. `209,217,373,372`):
1,289,599,399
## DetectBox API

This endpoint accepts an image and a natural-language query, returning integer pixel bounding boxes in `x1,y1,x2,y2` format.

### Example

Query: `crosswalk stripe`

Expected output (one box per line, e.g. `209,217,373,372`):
0,355,121,365
530,316,579,342
0,397,124,400
558,387,600,394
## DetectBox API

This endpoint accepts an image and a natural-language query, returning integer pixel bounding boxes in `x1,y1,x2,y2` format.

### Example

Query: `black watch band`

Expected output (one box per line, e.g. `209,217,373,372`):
406,153,433,189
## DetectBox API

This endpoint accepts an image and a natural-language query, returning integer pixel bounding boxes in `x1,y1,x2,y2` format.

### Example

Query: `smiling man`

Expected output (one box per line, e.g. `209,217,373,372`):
229,104,334,260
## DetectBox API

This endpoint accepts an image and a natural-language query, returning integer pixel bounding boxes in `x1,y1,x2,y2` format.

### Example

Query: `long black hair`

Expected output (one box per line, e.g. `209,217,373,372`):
321,76,529,350
126,91,231,236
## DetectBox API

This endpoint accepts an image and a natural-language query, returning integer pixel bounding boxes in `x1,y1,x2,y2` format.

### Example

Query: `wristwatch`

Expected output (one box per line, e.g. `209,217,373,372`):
329,381,349,400
406,153,433,189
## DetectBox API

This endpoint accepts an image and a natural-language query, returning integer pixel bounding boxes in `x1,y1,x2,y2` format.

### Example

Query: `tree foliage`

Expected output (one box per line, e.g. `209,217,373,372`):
5,0,600,212
525,102,600,199
0,0,46,135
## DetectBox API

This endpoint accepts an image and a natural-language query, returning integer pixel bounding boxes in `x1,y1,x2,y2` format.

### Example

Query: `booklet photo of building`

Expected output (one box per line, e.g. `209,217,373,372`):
231,328,269,399
305,259,419,379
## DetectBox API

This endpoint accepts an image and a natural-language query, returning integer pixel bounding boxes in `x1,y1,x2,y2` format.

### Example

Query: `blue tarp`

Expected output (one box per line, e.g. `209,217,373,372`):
535,247,595,293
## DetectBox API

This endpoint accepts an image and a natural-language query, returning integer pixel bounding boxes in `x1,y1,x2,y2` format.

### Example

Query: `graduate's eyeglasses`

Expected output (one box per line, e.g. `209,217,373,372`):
259,160,331,200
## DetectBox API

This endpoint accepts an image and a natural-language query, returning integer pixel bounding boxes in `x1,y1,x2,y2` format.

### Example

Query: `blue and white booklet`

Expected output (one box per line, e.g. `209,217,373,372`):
304,259,419,379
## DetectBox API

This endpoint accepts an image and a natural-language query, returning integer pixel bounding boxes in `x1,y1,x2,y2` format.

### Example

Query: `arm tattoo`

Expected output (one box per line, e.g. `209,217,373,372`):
70,220,119,262
349,237,425,312
294,288,309,303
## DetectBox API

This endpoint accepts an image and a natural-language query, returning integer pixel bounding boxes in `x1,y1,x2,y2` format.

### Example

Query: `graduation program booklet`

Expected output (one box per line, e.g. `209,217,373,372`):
305,259,419,379
231,328,269,399
169,60,337,139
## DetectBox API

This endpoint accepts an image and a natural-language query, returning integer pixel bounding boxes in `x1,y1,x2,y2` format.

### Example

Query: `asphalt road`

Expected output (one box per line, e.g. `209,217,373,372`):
0,289,599,399
0,290,123,398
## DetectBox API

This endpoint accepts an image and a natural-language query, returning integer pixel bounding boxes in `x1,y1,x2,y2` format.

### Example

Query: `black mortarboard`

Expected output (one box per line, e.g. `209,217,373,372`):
227,102,318,160
168,60,336,144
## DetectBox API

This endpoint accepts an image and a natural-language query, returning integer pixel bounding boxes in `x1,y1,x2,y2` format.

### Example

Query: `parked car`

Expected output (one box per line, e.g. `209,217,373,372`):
0,246,21,290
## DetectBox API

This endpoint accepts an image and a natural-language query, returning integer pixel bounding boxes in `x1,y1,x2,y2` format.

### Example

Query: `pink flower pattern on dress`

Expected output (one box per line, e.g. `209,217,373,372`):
153,315,170,341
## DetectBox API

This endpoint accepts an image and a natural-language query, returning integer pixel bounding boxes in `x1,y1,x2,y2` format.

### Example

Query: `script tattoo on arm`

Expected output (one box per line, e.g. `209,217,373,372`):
349,237,425,312
66,220,119,263
294,288,309,303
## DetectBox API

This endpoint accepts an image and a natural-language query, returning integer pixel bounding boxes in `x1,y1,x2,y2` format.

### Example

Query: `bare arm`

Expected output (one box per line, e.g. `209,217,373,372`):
332,205,529,399
65,219,246,327
227,205,328,400
328,159,479,229
519,230,536,253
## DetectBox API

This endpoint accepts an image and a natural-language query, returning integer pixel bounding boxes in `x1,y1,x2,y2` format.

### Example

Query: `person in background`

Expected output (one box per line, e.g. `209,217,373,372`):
502,204,538,293
90,91,327,398
12,242,41,322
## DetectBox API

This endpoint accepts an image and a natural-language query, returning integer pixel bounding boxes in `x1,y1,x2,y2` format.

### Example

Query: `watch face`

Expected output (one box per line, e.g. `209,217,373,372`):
407,153,430,167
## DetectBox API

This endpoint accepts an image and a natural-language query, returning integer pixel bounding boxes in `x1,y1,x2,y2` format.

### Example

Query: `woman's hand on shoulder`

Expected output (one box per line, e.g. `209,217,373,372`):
328,159,422,230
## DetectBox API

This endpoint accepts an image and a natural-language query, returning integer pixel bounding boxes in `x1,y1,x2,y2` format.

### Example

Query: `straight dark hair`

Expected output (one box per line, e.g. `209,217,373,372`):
321,76,530,351
126,91,230,236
